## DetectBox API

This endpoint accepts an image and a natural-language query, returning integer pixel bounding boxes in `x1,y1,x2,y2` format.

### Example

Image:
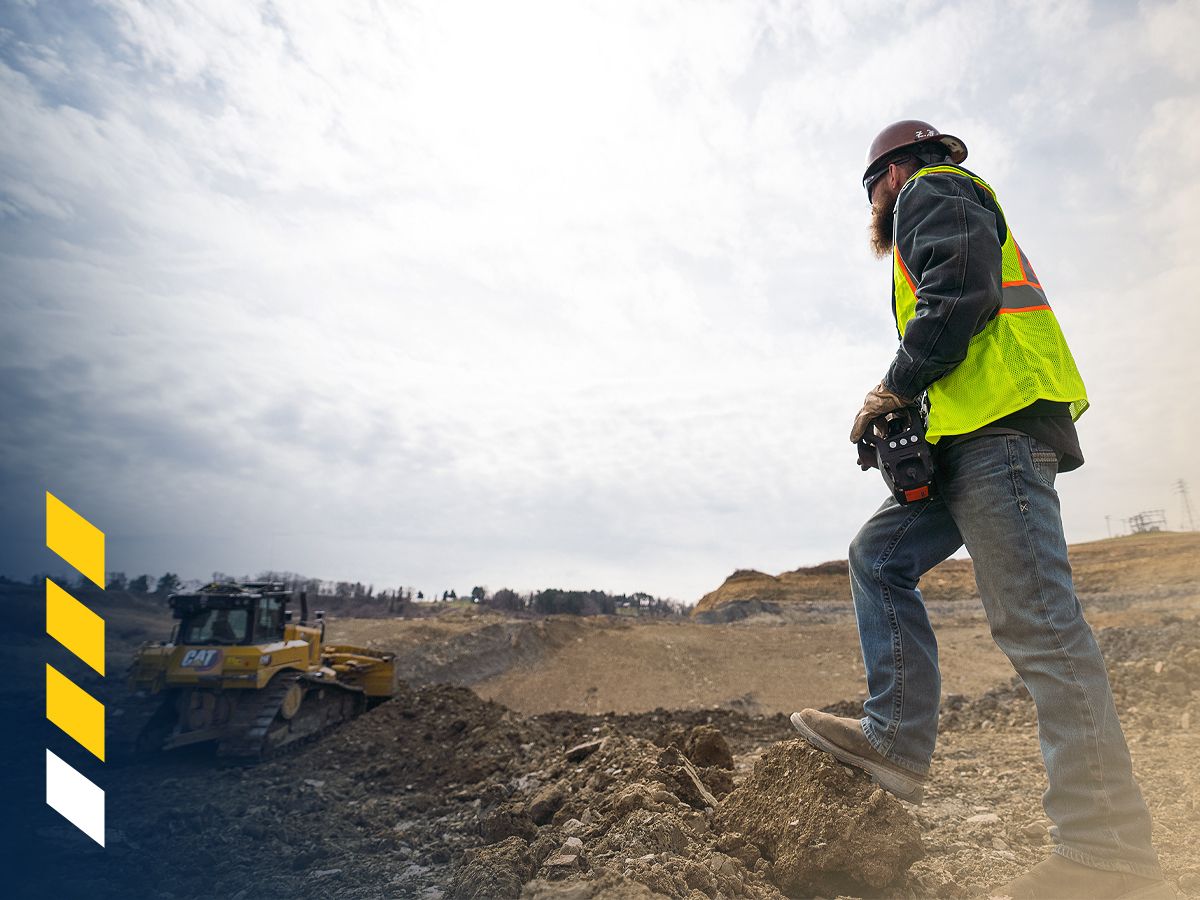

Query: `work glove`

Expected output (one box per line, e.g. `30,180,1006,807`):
850,381,911,443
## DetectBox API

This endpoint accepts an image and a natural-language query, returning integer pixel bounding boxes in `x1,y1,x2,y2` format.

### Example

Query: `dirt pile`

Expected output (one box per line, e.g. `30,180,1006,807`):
453,730,777,899
693,532,1200,618
938,618,1200,734
693,558,979,620
453,726,929,899
715,740,924,896
96,680,558,900
389,617,585,686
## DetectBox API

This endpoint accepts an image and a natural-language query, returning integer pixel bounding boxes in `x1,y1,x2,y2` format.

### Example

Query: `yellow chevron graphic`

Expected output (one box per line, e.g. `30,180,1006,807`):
44,491,108,846
46,663,105,762
46,581,106,676
46,492,105,589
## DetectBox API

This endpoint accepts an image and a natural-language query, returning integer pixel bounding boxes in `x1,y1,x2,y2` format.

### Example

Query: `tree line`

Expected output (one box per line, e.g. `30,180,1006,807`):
20,570,690,618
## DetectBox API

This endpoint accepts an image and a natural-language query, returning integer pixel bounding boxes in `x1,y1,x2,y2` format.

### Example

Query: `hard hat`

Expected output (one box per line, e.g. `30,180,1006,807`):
863,120,968,183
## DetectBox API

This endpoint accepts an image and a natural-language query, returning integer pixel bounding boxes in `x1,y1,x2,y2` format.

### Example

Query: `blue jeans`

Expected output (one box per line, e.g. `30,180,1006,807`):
849,433,1161,878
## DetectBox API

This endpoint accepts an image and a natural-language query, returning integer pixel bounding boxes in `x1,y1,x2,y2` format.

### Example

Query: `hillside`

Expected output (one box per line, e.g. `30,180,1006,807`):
693,531,1200,619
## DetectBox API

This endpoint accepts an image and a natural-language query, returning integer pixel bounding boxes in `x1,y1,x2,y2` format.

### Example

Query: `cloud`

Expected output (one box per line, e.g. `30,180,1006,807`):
1,1,1197,600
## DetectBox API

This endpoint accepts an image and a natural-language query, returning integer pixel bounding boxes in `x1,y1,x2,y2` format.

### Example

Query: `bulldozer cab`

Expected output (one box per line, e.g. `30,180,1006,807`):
171,582,291,647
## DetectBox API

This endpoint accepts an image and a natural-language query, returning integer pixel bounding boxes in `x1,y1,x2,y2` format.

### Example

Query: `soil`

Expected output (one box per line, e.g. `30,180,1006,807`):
693,532,1200,616
13,530,1200,899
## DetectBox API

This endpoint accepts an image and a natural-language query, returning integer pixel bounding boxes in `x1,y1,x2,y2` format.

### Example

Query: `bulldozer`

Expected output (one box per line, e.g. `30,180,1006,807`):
119,581,396,761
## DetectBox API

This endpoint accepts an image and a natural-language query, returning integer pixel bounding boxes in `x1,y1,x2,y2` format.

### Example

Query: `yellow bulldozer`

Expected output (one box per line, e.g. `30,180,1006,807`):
119,580,396,761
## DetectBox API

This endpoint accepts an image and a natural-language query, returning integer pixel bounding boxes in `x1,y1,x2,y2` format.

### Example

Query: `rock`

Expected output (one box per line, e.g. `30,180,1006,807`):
613,784,661,816
528,782,568,825
716,831,762,868
707,851,739,878
682,725,734,770
654,746,718,810
562,837,584,852
560,818,585,835
480,804,538,843
564,738,606,762
529,830,567,867
448,837,535,900
966,813,1001,825
1178,872,1200,892
1021,821,1050,843
713,740,923,894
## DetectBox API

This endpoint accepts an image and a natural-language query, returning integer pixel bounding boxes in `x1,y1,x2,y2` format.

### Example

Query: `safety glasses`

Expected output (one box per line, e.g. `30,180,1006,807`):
863,168,887,205
864,154,916,205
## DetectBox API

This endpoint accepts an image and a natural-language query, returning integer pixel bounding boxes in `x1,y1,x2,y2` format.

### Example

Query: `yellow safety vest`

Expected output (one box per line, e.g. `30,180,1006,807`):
893,165,1089,442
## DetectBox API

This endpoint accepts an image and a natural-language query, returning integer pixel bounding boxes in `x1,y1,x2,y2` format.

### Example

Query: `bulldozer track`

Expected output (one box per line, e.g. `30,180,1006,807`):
216,672,366,762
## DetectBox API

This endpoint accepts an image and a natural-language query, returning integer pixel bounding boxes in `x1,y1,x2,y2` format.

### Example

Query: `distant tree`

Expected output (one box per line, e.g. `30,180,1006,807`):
155,573,182,597
106,572,127,591
128,574,151,593
416,590,424,600
488,588,522,612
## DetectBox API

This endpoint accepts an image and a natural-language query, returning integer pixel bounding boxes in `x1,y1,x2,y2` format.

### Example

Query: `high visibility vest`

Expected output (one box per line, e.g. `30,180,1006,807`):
892,165,1089,442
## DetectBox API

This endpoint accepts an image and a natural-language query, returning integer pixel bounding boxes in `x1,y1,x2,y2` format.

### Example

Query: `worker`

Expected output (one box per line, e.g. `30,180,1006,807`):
789,121,1171,899
211,608,237,643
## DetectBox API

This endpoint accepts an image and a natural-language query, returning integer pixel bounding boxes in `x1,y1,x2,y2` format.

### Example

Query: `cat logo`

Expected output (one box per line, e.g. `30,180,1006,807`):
180,649,223,670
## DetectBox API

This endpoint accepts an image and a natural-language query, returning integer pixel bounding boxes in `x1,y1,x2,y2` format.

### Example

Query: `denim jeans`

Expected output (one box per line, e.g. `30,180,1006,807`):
849,433,1161,877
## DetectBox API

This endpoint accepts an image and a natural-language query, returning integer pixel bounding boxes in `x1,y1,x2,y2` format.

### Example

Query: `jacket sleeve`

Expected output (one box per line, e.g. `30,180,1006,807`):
883,172,1004,400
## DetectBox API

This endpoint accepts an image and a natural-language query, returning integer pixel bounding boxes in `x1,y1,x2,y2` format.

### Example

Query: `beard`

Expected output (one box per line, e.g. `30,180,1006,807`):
869,188,897,259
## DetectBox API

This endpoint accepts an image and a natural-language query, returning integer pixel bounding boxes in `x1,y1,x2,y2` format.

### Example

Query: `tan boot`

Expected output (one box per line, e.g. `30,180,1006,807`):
789,708,926,803
982,854,1176,899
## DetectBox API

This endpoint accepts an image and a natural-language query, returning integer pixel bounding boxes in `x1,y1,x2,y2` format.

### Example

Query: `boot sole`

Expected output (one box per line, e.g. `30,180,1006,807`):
789,712,925,805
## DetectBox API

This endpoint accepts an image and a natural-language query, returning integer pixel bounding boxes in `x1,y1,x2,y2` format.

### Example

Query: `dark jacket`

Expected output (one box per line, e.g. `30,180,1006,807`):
882,165,1005,401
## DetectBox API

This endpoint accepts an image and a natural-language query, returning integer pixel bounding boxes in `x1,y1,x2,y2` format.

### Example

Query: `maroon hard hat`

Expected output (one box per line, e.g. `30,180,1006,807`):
863,119,967,182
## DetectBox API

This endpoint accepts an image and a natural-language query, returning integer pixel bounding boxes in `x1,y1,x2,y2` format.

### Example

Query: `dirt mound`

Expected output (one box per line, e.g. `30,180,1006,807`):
95,680,558,900
472,730,779,899
693,558,979,618
715,740,924,895
693,531,1200,617
392,618,585,686
530,708,796,758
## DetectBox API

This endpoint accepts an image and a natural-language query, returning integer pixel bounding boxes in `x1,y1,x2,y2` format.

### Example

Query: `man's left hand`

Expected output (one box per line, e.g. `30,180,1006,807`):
850,381,911,442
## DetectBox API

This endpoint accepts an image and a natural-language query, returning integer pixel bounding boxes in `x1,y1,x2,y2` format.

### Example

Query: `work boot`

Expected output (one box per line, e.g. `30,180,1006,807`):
789,708,926,804
982,854,1177,899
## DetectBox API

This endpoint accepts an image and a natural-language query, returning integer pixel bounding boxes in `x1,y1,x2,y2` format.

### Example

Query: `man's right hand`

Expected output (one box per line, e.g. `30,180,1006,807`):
850,381,910,443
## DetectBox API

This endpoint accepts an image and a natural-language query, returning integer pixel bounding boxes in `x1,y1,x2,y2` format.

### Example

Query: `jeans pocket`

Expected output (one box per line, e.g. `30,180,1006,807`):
1028,438,1059,487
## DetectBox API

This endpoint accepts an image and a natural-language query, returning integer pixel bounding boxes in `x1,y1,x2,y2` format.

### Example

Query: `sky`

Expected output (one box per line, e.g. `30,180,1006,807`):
1,0,1197,603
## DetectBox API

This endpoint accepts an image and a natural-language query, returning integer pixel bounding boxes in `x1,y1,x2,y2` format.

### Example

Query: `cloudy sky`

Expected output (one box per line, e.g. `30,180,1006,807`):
2,0,1197,602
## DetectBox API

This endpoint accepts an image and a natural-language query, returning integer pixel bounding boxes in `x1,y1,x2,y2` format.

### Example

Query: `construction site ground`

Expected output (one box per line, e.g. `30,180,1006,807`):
18,532,1200,898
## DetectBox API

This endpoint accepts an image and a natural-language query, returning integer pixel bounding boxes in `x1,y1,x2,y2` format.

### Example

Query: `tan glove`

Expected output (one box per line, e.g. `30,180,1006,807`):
850,381,911,443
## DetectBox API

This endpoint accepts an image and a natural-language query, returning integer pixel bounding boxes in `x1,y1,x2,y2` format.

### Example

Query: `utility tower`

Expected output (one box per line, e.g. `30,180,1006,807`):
1178,479,1196,531
1128,509,1167,534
